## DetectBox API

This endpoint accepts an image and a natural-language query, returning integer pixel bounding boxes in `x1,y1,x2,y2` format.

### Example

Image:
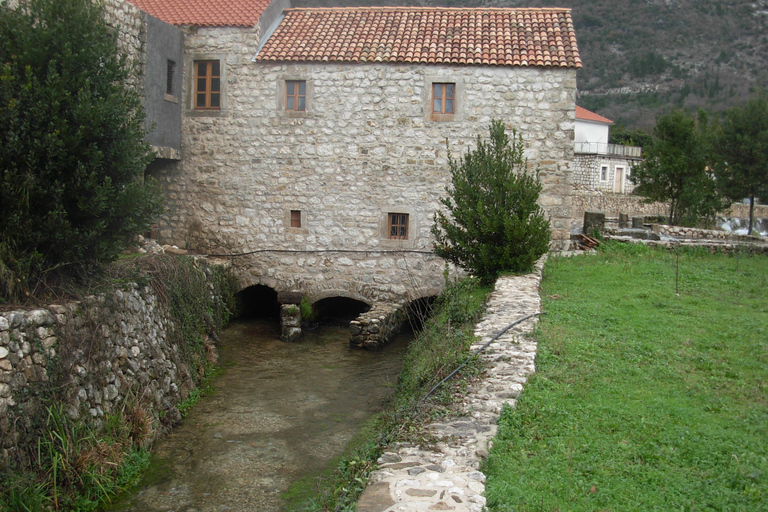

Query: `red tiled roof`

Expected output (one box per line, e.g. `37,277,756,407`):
576,105,613,124
126,0,270,27
257,7,581,68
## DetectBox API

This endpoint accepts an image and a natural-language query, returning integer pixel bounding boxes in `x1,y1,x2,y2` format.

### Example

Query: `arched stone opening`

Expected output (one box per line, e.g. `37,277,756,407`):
236,285,280,320
312,297,370,323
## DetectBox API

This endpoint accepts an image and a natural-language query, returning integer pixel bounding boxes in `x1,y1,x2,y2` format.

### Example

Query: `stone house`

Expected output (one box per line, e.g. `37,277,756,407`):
123,0,581,306
573,105,642,194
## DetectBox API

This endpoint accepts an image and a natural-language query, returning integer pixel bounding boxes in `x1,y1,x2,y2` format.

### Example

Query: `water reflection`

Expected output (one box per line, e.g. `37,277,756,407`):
109,320,409,512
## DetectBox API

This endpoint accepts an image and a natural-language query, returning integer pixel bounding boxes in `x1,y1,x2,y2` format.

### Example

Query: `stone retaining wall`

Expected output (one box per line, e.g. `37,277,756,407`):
0,261,226,470
729,203,768,219
653,224,732,240
571,189,668,230
572,191,768,232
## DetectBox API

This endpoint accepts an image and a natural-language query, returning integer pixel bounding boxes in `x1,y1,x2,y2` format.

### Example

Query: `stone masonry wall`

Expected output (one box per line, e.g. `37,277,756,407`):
0,268,224,470
232,251,448,306
350,303,407,350
151,26,577,303
101,0,146,95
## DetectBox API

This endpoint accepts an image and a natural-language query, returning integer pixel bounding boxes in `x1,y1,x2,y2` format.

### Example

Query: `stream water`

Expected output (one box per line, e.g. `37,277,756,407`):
109,319,410,512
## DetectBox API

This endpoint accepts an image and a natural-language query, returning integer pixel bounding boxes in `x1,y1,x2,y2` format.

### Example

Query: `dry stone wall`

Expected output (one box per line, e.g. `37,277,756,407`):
350,303,407,350
728,203,768,219
0,264,226,470
152,26,577,302
652,224,761,240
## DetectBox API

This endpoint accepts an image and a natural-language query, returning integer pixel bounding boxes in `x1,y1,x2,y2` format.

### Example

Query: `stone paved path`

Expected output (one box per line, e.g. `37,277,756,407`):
356,260,544,512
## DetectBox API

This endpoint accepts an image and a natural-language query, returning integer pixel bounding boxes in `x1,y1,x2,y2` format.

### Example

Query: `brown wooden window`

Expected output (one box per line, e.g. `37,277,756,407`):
286,80,306,111
194,60,220,110
432,83,455,114
166,60,175,96
290,210,301,228
388,213,409,240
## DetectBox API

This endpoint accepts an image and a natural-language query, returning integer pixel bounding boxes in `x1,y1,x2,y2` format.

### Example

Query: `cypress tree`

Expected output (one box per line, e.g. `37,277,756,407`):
432,120,551,284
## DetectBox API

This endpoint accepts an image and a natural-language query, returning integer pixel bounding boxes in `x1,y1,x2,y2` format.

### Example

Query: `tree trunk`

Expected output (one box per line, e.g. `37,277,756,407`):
748,196,755,235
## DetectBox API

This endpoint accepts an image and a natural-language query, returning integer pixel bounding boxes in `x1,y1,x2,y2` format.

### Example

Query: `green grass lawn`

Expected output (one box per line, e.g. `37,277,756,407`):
484,243,768,512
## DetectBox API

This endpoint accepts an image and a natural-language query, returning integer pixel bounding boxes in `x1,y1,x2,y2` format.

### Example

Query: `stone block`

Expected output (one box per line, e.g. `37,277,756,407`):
583,211,605,235
277,291,304,304
618,213,630,228
632,216,645,228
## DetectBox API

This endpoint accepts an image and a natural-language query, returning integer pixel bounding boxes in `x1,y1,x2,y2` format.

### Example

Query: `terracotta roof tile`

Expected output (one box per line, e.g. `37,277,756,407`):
257,7,581,69
126,0,269,27
576,105,613,124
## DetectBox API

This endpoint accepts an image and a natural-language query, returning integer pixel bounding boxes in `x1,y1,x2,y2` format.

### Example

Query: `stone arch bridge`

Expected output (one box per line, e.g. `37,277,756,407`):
213,249,453,348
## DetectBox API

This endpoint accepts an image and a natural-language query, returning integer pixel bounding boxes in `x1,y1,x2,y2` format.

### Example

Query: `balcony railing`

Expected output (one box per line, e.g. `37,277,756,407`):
575,142,642,158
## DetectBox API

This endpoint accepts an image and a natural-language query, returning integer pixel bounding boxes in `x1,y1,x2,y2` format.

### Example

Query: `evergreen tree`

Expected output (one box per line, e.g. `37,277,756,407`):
432,120,550,285
713,94,768,235
0,0,163,299
629,109,723,225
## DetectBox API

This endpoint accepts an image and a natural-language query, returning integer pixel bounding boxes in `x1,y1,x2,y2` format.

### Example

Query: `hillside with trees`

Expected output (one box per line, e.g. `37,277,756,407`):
294,0,768,130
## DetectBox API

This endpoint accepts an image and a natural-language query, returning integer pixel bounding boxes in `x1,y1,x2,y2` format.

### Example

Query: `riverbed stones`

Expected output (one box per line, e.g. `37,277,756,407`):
357,259,544,511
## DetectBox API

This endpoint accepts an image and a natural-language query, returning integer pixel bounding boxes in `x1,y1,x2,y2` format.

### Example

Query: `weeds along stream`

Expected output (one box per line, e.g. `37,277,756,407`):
107,319,411,512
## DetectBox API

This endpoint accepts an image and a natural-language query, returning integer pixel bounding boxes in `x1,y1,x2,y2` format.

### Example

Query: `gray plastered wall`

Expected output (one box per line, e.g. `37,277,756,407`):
143,13,184,159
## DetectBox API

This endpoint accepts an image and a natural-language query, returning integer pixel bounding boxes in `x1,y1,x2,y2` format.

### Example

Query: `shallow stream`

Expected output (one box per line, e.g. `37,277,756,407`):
109,319,410,512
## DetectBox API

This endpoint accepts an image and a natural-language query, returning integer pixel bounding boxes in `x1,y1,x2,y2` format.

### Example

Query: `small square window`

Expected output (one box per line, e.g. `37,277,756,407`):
432,83,455,114
194,60,221,110
388,213,409,240
286,80,306,111
290,210,301,228
600,165,609,181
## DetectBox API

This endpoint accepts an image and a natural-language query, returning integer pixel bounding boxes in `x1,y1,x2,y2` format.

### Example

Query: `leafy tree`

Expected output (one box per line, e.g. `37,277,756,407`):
713,94,768,235
629,109,723,226
609,126,653,148
432,120,550,285
0,0,163,299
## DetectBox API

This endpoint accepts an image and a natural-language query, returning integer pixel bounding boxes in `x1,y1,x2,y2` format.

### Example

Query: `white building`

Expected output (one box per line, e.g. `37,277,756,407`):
573,105,641,194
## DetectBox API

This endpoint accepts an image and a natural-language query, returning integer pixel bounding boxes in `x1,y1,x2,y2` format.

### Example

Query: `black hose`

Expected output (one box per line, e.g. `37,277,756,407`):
419,312,543,404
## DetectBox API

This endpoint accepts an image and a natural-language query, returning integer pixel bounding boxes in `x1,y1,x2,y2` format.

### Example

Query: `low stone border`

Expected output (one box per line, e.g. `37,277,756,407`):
356,261,544,512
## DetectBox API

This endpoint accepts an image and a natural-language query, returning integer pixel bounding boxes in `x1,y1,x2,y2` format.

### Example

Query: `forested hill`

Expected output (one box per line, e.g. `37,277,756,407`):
292,0,768,130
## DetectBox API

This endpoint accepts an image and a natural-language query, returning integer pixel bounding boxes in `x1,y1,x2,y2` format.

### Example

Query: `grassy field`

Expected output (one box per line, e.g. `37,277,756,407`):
484,243,768,511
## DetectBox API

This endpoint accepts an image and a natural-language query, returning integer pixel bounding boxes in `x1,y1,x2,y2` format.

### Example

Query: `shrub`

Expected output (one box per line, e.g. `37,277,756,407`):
629,109,724,226
0,0,163,300
432,120,551,284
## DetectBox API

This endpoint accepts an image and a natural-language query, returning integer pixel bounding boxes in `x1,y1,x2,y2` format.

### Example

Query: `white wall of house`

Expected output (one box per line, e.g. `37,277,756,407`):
574,119,610,154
